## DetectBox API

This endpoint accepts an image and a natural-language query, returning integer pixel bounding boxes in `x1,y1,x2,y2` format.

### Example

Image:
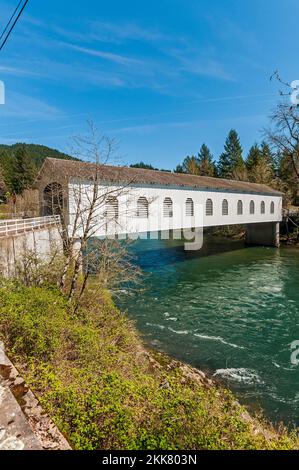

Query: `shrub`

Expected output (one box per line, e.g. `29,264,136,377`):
0,280,297,450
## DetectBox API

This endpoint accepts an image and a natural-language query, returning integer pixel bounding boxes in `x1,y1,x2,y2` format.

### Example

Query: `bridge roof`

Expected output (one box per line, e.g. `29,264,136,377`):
38,158,282,196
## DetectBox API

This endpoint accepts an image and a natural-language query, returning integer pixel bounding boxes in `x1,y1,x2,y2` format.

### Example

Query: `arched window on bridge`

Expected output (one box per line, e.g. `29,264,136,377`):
270,201,275,214
222,199,228,216
185,198,194,217
137,197,149,218
106,196,119,221
43,182,64,217
163,197,173,218
261,200,265,215
237,200,243,215
206,198,213,216
250,200,255,215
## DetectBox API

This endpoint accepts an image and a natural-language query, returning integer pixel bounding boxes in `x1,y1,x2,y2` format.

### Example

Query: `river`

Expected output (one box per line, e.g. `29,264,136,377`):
116,237,299,428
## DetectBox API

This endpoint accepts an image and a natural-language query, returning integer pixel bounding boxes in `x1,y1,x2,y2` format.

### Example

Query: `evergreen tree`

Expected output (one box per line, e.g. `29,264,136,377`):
175,155,200,175
218,129,245,179
197,144,216,177
130,162,158,170
246,144,261,173
1,150,12,195
0,142,78,167
0,164,7,199
7,145,36,194
250,158,274,185
246,142,275,184
174,164,184,174
260,142,276,172
0,150,10,178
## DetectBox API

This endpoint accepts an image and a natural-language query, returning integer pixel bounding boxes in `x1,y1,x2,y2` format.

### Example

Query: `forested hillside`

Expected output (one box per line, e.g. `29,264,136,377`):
0,143,79,197
0,143,78,168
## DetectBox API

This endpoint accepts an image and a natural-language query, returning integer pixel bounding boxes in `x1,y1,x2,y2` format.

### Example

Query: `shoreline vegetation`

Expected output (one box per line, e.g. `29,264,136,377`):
0,279,298,450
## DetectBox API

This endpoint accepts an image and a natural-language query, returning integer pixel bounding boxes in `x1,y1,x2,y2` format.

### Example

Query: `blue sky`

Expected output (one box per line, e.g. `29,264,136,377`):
0,0,298,169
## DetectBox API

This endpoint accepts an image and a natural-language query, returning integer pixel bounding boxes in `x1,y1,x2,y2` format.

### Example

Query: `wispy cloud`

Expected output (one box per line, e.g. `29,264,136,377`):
61,42,143,66
53,20,176,45
0,91,61,119
0,65,44,78
112,113,268,135
185,59,233,81
165,47,234,81
88,20,174,43
0,9,234,98
1,2,235,91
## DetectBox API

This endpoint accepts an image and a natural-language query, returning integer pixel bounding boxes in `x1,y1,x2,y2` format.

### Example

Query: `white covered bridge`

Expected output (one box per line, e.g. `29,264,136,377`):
35,158,283,250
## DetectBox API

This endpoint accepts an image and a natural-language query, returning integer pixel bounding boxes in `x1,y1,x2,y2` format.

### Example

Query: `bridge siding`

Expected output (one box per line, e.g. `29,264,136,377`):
68,180,282,238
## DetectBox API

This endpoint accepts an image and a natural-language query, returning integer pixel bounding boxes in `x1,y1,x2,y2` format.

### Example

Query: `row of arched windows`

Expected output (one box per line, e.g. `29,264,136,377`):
206,199,275,216
105,196,275,220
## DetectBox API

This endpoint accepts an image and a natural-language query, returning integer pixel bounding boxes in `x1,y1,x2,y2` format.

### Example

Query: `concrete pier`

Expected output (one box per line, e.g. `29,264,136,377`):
246,222,280,248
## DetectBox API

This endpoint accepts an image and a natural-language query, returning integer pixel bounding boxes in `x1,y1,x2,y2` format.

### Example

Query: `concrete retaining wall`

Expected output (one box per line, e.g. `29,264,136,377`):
0,226,63,278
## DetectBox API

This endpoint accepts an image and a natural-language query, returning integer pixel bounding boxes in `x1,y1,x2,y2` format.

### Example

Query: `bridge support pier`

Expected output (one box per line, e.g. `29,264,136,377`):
246,222,280,248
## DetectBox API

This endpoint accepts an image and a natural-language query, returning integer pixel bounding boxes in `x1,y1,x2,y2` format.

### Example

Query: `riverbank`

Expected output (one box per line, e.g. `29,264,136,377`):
0,279,298,450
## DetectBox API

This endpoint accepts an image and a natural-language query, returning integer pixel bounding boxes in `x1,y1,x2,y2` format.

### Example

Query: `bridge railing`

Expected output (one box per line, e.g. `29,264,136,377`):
0,215,60,238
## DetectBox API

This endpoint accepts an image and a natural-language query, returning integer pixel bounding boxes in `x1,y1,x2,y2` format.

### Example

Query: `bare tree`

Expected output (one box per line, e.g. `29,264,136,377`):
44,123,142,310
14,246,65,287
267,72,299,181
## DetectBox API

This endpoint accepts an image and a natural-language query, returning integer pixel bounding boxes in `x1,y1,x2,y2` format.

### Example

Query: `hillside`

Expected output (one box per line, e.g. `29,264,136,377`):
0,143,78,168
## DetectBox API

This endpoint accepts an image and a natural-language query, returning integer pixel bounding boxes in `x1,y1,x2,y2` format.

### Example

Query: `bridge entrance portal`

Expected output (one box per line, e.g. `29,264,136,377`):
42,182,64,217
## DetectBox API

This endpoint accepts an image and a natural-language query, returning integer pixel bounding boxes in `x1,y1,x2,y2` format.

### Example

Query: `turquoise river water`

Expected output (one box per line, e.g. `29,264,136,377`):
117,239,299,428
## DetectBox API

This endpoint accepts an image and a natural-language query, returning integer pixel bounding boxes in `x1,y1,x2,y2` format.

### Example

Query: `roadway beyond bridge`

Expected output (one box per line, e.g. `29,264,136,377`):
35,158,283,250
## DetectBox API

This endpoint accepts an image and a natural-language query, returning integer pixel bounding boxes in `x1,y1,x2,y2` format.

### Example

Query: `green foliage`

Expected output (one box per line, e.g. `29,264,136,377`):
174,164,184,174
246,143,261,172
246,143,275,184
0,283,69,361
0,142,79,196
5,145,36,194
178,155,201,175
172,128,295,206
198,144,217,177
0,281,297,450
0,156,7,197
218,129,246,179
130,162,158,170
174,145,216,177
0,143,78,168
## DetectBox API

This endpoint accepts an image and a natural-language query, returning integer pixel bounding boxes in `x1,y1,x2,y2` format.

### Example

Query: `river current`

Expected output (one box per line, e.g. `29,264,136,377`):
117,238,299,428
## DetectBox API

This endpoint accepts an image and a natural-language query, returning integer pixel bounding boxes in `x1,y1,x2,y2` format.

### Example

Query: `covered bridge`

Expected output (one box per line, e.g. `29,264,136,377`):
35,158,283,248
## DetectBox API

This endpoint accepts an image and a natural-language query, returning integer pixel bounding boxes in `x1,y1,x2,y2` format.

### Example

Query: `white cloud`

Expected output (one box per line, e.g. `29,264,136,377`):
60,42,144,67
0,10,234,96
0,91,61,119
0,65,44,78
87,20,173,43
53,20,175,45
111,113,268,135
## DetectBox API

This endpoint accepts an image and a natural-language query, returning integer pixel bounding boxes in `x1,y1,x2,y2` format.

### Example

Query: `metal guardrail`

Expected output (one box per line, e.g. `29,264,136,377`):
0,215,60,238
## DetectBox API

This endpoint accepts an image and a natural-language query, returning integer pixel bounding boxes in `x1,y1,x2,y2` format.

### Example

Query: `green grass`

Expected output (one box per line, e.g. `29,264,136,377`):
0,279,297,450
